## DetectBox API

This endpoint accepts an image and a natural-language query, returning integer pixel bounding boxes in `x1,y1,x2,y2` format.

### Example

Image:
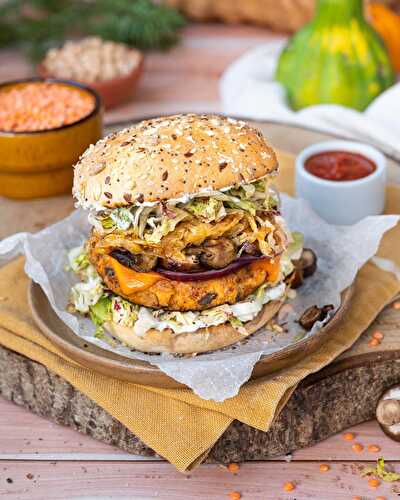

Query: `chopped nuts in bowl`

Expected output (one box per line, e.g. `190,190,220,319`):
39,37,144,109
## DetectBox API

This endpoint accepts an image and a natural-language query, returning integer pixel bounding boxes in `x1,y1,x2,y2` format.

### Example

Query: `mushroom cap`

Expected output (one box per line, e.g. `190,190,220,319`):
72,113,278,210
376,386,400,442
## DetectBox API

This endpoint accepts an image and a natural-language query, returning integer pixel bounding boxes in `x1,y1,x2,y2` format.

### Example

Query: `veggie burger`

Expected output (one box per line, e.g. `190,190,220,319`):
68,114,303,354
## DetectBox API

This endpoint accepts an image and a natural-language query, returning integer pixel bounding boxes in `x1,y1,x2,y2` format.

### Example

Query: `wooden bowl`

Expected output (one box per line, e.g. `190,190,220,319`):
38,55,144,110
0,78,103,199
28,281,353,389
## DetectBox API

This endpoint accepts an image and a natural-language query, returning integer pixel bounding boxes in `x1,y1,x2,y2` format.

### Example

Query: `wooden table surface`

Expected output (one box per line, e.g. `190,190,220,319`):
1,23,400,500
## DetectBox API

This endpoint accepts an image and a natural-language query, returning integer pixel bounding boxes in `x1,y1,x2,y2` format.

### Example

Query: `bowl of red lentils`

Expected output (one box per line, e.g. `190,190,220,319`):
0,78,102,199
38,37,144,109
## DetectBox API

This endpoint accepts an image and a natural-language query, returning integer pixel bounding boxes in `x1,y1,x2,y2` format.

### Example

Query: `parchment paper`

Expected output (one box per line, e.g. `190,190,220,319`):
0,195,398,401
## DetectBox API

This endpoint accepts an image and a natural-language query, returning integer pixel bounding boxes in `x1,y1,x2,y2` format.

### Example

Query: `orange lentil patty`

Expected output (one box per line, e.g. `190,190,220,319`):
0,82,95,132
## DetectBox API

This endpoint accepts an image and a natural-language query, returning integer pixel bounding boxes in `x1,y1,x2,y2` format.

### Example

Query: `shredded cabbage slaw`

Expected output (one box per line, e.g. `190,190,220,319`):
88,178,281,249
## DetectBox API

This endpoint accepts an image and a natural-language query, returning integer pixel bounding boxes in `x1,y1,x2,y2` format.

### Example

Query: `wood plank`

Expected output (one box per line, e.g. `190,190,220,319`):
0,398,127,458
293,420,400,461
0,460,398,500
0,22,399,492
1,397,398,462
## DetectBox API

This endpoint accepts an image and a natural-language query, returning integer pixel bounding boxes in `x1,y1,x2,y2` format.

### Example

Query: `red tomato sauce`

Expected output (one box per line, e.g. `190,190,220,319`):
304,151,376,181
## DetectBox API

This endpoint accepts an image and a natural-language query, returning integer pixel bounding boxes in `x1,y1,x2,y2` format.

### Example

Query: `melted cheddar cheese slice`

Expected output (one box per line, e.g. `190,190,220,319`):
108,254,281,297
250,257,281,284
109,256,162,295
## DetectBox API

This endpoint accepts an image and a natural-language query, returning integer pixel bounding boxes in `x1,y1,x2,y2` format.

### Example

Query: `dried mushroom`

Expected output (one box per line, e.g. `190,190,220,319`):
290,248,317,289
301,248,318,278
289,268,304,289
299,304,334,330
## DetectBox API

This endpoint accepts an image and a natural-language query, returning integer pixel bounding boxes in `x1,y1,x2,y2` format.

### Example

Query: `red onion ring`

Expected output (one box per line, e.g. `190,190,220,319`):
155,255,268,282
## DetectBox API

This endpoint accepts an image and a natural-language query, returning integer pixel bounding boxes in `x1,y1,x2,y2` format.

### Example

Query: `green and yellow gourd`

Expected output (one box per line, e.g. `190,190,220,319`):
276,0,395,111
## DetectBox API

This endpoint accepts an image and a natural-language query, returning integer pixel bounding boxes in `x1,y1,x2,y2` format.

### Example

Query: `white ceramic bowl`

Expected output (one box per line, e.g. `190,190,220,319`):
295,140,386,225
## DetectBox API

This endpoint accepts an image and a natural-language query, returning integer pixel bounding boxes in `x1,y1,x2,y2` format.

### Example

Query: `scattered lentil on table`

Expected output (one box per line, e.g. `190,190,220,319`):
369,338,381,347
368,478,381,488
368,444,381,453
228,491,241,500
344,432,356,441
352,443,364,453
0,82,95,132
372,330,384,341
283,481,295,492
227,463,240,474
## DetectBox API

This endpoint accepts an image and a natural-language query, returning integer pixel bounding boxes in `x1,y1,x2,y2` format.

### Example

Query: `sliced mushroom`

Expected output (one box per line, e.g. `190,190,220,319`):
186,238,237,270
160,254,202,273
288,268,304,289
241,241,259,256
299,304,334,330
301,248,318,278
298,306,322,330
110,248,158,272
199,238,236,269
289,248,318,289
321,304,334,316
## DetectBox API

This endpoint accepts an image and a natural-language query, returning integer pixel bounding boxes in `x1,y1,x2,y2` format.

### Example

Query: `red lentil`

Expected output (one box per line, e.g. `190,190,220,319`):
352,443,364,453
0,82,95,132
343,432,355,441
368,338,380,347
368,478,380,488
283,482,295,492
227,463,240,474
368,444,381,453
228,492,241,500
372,331,384,341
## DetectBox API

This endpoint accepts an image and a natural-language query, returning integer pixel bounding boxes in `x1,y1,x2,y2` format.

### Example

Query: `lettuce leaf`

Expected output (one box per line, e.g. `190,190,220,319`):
67,246,90,272
287,231,304,260
89,295,112,337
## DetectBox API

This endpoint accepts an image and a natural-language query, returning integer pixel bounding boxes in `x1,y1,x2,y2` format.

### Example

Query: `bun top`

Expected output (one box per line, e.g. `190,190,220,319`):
73,113,278,209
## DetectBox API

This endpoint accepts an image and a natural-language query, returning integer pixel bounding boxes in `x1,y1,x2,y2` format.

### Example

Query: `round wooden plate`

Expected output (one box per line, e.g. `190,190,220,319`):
28,281,353,389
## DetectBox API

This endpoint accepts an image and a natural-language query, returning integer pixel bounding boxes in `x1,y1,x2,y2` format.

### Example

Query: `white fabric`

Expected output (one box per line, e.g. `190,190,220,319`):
220,41,400,161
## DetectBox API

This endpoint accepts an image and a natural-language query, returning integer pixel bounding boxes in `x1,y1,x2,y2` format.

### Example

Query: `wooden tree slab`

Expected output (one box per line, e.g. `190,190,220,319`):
1,120,399,464
1,299,399,463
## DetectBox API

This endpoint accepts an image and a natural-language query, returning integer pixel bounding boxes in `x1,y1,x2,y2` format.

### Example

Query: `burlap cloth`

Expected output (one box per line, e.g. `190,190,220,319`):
0,152,399,471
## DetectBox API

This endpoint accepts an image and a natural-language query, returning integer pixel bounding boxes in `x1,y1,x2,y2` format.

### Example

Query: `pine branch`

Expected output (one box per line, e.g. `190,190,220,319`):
0,0,185,60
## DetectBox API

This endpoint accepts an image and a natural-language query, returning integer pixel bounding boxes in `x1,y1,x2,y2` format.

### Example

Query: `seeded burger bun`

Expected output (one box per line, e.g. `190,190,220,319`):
73,114,284,354
73,113,278,209
105,300,284,354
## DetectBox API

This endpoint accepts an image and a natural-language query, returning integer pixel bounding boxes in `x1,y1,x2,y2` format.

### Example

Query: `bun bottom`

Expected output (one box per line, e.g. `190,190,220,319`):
104,300,284,354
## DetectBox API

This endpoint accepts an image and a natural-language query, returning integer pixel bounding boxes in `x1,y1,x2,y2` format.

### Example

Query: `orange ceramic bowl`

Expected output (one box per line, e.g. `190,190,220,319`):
38,54,144,110
0,78,103,199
